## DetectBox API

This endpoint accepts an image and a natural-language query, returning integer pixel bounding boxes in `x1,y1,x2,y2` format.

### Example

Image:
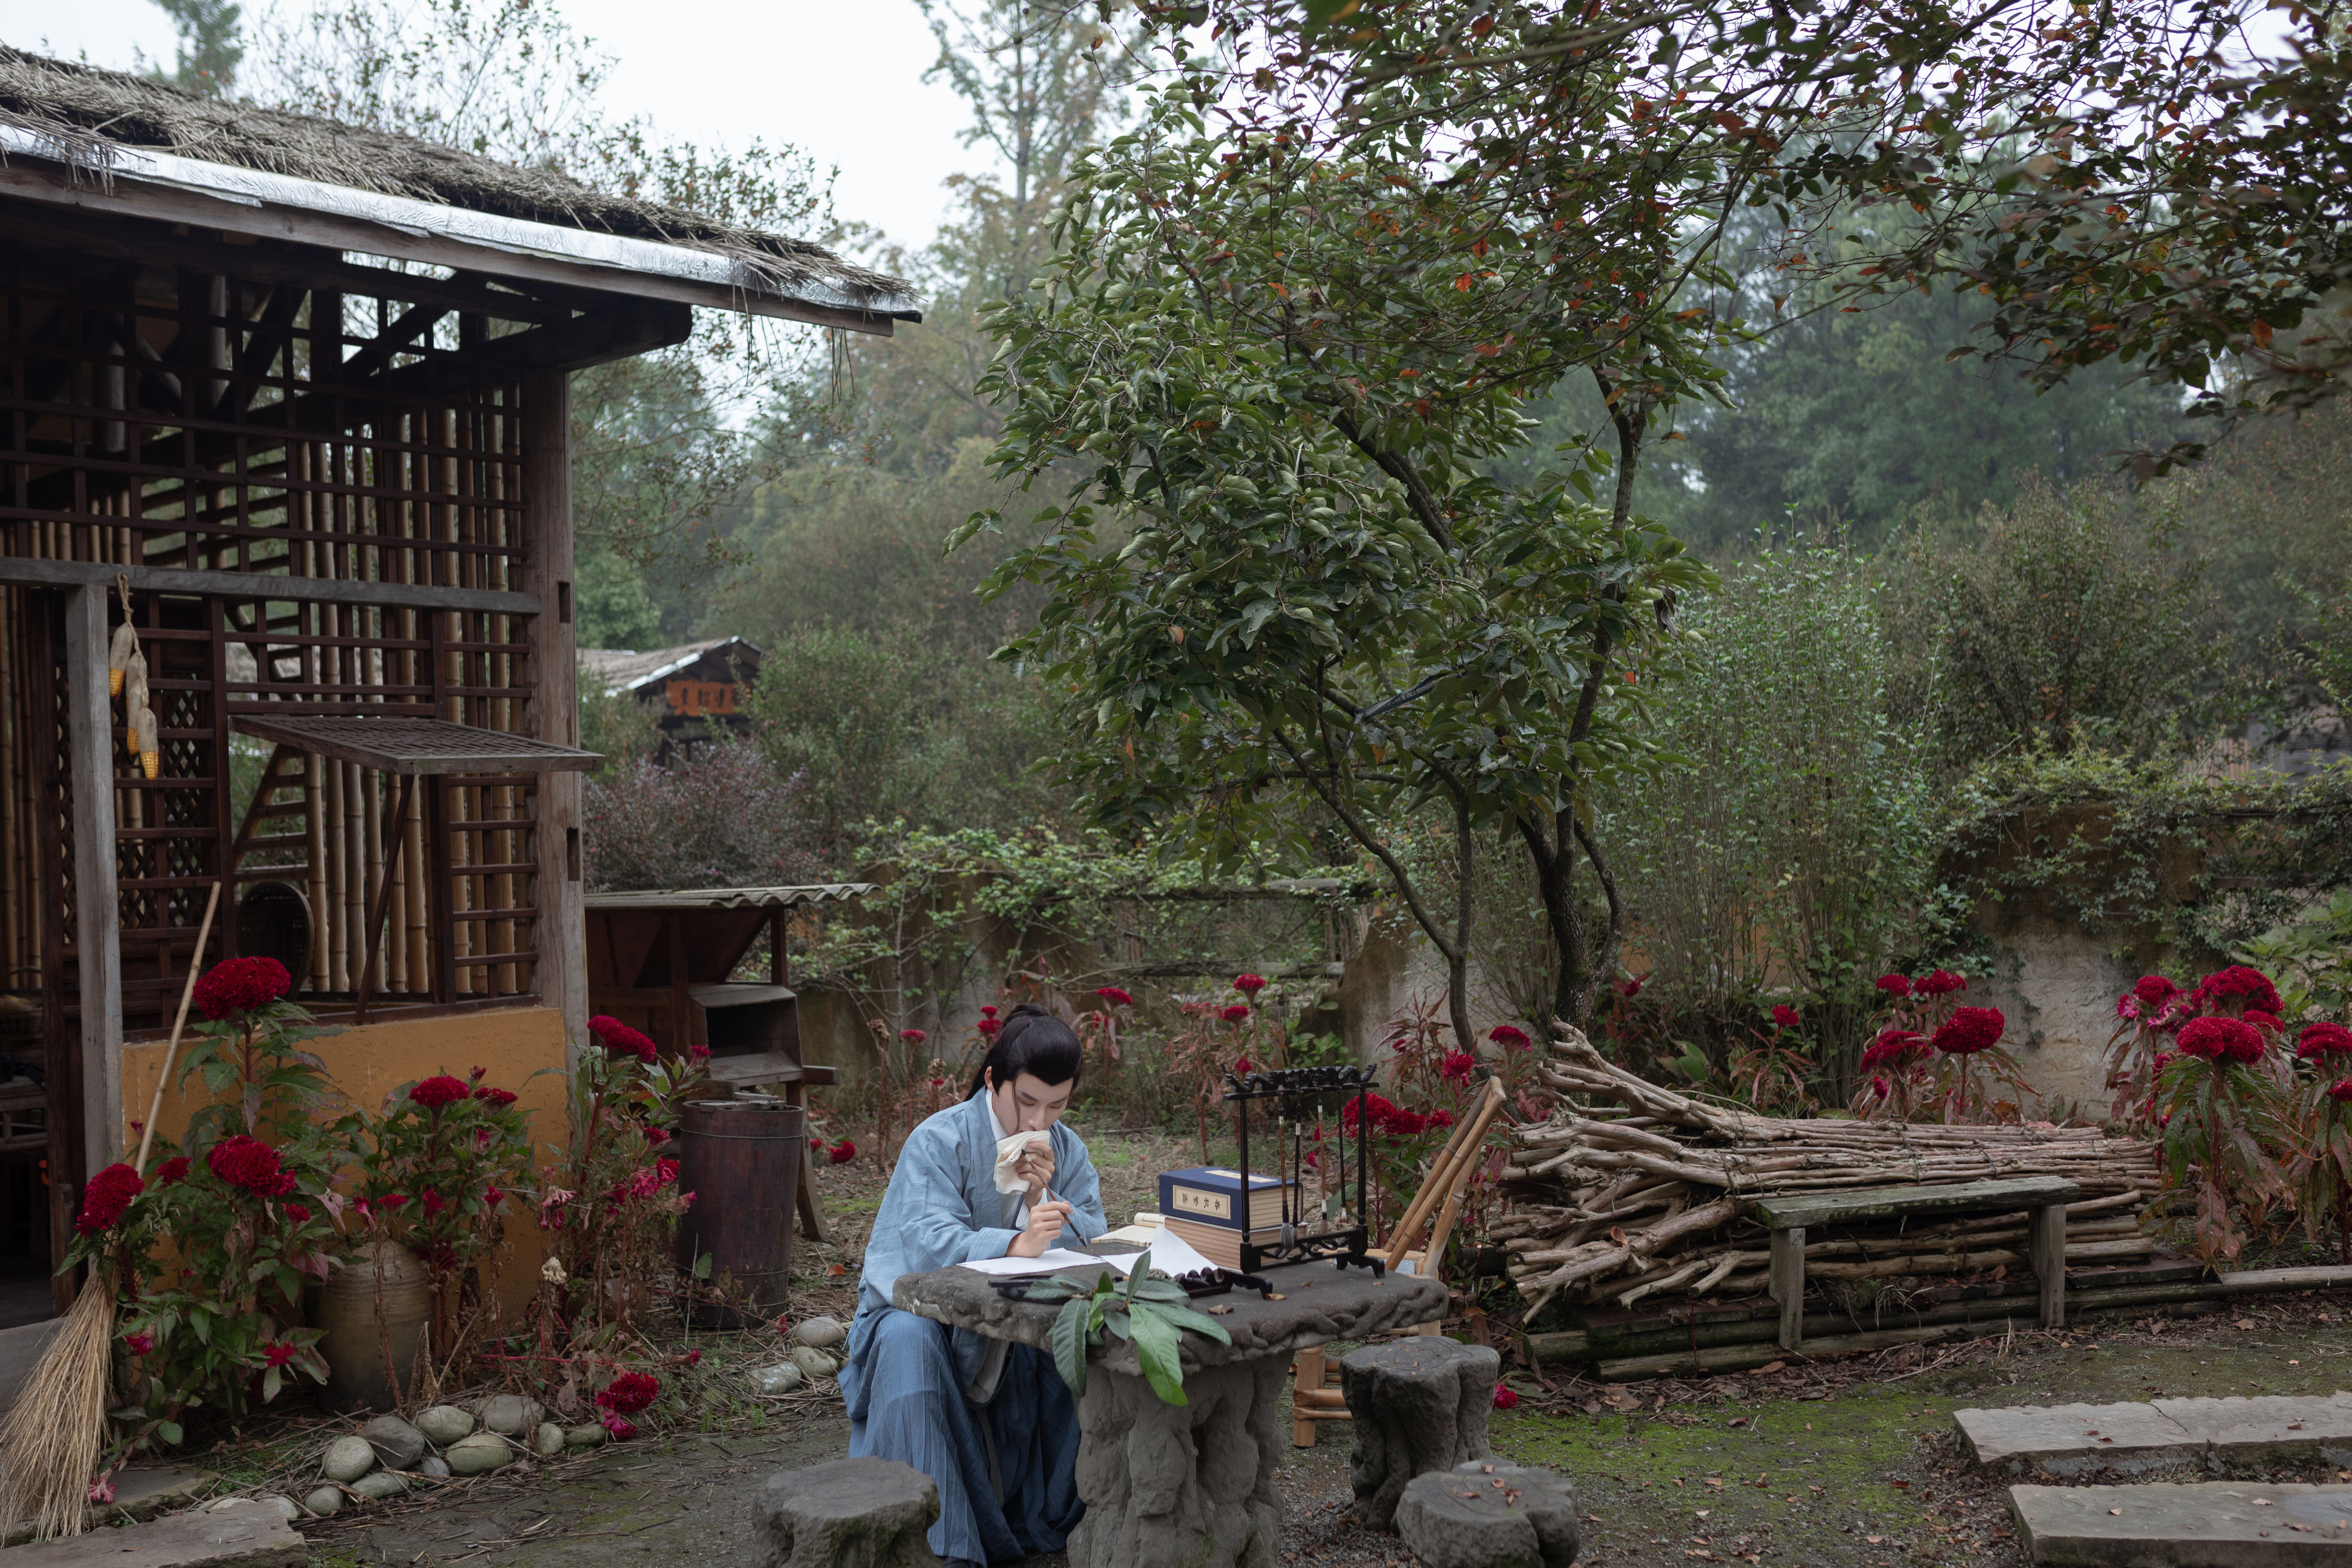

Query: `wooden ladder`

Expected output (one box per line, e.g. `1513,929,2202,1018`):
227,743,315,886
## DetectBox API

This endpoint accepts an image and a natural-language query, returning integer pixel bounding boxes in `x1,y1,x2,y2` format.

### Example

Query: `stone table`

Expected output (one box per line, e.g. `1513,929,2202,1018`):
896,1256,1447,1568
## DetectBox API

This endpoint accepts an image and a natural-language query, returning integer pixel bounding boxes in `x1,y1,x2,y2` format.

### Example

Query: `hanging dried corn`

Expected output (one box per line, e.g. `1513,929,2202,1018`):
113,580,160,779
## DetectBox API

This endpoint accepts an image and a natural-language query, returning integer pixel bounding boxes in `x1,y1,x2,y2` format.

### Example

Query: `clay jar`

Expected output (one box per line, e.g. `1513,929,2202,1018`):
317,1239,431,1412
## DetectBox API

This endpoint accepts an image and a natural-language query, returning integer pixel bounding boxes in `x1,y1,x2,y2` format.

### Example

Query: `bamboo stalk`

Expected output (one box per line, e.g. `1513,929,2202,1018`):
1383,1076,1495,1265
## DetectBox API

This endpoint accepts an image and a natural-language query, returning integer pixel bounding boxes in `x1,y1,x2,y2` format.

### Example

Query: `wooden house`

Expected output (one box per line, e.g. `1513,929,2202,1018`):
578,636,764,752
0,48,918,1332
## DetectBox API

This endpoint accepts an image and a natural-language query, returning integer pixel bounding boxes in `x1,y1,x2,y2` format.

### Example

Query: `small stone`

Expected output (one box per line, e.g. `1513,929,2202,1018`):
564,1425,608,1450
787,1345,840,1379
446,1432,517,1476
754,1458,938,1568
479,1393,544,1435
752,1362,806,1396
415,1405,476,1447
359,1414,427,1470
259,1495,302,1523
789,1316,846,1350
419,1456,451,1480
351,1472,409,1501
1396,1461,1581,1568
535,1422,566,1458
201,1497,247,1513
304,1486,345,1517
321,1434,377,1483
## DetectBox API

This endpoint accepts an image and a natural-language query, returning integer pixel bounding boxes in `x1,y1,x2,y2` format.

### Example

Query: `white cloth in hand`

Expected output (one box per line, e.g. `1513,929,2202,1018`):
992,1130,1051,1195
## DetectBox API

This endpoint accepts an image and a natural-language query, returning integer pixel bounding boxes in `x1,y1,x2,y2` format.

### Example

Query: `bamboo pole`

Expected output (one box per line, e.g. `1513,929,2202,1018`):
1384,1077,1502,1269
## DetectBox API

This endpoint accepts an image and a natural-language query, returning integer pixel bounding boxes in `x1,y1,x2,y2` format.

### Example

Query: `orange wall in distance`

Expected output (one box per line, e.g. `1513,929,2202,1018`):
121,1006,573,1315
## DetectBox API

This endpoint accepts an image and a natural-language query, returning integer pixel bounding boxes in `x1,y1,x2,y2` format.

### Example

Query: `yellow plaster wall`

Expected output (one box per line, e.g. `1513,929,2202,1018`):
121,1006,573,1314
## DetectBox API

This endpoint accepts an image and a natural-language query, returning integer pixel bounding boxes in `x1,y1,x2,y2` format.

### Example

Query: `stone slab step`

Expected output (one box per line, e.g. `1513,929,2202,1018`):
2012,1481,2352,1565
1959,1394,2352,1475
0,1500,302,1568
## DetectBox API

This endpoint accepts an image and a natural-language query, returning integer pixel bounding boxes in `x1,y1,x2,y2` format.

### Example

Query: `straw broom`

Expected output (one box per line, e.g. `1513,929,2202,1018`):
0,884,220,1541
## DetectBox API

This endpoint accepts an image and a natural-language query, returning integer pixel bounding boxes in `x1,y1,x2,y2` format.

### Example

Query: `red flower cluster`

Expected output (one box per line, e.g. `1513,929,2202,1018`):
900,1028,927,1045
75,1161,144,1236
190,956,292,1021
1493,1382,1519,1411
2245,1010,2283,1034
473,1085,519,1107
828,1139,857,1164
409,1074,469,1109
1096,987,1135,1008
596,1371,660,1415
263,1342,297,1369
2191,966,2282,1016
123,1330,154,1355
1932,1007,2006,1056
2135,974,2182,1006
286,1203,312,1222
1771,1004,1801,1030
1440,1051,1476,1083
153,1156,190,1186
589,1015,657,1063
1860,1029,1925,1069
2177,1016,2266,1065
1488,1024,1532,1050
2331,1080,2352,1105
1616,976,1643,999
1233,974,1267,995
1914,969,1968,998
1221,1004,1250,1023
977,1018,1002,1037
207,1135,299,1197
1234,1058,1254,1076
1339,1094,1450,1139
2299,1023,2352,1060
1873,974,1912,998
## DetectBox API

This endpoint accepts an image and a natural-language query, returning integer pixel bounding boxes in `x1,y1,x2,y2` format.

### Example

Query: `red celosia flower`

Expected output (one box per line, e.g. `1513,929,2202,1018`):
123,1331,154,1355
1234,1058,1254,1076
190,956,292,1021
829,1140,857,1164
154,1156,190,1186
2245,1010,2284,1034
483,1186,502,1209
1440,1051,1475,1083
1233,974,1267,994
2177,1016,2265,1064
207,1136,298,1198
1221,1004,1250,1023
809,1138,824,1151
263,1342,297,1368
589,1015,658,1064
1931,1006,2006,1056
1914,969,1968,998
977,1018,1001,1037
1493,1382,1519,1411
421,1189,445,1219
2330,1079,2352,1105
1096,987,1135,1008
1871,1075,1890,1100
1860,1029,1925,1069
473,1085,518,1106
1617,976,1643,998
900,1028,927,1045
2134,975,2181,1006
656,1158,679,1185
1387,1109,1429,1136
2299,1023,2352,1060
980,1005,998,1017
2192,966,2282,1016
409,1074,468,1109
1874,974,1913,998
602,1415,636,1440
1488,1024,1532,1050
688,1042,711,1060
1426,1109,1455,1130
596,1371,660,1415
286,1203,311,1223
1771,1004,1801,1030
2114,995,2144,1022
1340,1092,1400,1135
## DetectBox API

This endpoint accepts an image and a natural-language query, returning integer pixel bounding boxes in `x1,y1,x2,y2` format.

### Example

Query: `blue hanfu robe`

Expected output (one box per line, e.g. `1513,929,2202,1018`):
838,1089,1106,1566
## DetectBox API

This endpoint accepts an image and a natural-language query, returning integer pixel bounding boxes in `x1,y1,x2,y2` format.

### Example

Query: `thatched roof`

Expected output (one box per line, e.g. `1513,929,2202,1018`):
0,46,914,318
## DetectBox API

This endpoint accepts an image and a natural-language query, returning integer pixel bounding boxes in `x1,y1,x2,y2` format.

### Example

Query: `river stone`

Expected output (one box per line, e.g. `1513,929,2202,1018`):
787,1345,840,1379
753,1362,805,1396
535,1422,566,1458
351,1472,409,1501
564,1424,608,1450
789,1316,846,1350
447,1432,517,1476
415,1404,477,1447
479,1393,544,1435
419,1456,451,1480
753,1457,939,1568
360,1414,427,1469
258,1494,302,1523
322,1434,378,1483
304,1486,344,1517
1396,1461,1581,1568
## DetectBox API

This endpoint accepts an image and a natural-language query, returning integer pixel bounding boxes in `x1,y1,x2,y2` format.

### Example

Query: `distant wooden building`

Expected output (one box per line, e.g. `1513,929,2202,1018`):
0,48,917,1328
580,636,764,751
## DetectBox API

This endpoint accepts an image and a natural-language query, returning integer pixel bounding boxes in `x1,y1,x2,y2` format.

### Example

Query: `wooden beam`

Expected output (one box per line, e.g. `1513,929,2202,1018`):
62,584,122,1173
0,559,538,616
520,366,587,1058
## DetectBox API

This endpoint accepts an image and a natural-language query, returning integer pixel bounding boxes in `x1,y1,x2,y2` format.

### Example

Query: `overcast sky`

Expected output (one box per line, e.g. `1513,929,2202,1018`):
0,0,980,251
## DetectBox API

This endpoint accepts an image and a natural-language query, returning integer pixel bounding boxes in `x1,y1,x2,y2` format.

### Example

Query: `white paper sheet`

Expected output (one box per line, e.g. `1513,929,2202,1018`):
1099,1225,1220,1279
955,1247,1114,1278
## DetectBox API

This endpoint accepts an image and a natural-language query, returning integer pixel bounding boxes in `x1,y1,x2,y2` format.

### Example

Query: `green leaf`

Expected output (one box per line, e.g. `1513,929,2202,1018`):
1128,1307,1188,1406
1051,1296,1091,1400
1148,1304,1235,1345
156,1420,182,1447
261,1365,282,1404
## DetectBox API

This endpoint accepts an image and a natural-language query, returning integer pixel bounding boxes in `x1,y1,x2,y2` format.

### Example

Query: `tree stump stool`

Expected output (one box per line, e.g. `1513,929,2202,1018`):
1340,1337,1501,1531
753,1457,941,1568
1396,1461,1581,1568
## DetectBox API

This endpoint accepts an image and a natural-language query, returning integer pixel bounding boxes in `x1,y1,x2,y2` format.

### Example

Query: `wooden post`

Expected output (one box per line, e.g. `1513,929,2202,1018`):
520,368,585,1057
1770,1225,1806,1352
2031,1202,2067,1329
63,583,122,1172
1292,1346,1325,1448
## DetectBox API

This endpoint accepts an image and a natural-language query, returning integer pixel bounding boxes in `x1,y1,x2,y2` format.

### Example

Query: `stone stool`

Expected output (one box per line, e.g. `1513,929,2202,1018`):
1397,1461,1581,1568
753,1457,941,1568
1340,1336,1501,1531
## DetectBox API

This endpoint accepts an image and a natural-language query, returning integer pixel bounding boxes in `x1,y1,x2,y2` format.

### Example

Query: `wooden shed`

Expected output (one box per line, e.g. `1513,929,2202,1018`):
0,48,918,1337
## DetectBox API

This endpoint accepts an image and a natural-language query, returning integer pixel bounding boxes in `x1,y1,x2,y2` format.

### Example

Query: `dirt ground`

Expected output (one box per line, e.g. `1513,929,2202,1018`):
228,1116,2352,1566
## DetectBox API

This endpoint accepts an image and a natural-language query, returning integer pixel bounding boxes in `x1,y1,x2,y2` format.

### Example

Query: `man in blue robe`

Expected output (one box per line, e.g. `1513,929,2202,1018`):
838,1005,1106,1568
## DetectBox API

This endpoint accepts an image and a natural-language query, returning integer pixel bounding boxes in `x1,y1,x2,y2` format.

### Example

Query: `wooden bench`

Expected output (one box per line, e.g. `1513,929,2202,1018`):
1756,1176,2082,1353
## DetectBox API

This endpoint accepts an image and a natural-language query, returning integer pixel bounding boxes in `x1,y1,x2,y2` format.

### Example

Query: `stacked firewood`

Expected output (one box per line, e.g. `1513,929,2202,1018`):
1494,1028,2165,1313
